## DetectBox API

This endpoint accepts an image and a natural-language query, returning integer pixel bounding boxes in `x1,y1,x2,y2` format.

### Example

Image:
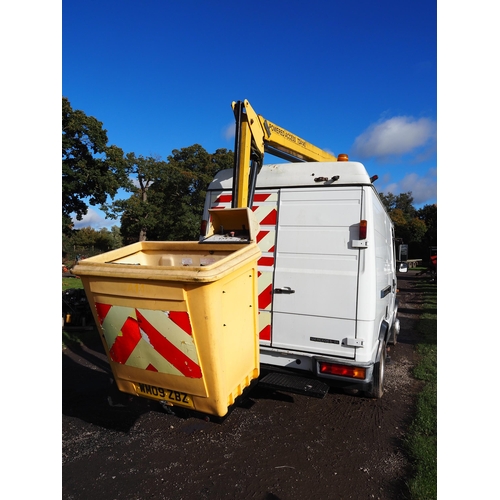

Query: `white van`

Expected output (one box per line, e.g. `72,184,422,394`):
201,160,404,398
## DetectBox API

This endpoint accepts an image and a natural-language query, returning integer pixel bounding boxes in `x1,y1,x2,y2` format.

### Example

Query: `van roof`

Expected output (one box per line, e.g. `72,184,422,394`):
208,161,373,190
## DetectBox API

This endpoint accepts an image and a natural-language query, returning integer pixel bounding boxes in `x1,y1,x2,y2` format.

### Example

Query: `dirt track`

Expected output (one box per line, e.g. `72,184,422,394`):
62,271,424,500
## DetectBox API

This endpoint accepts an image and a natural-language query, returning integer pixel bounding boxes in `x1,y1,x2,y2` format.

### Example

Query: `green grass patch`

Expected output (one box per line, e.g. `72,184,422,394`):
62,277,84,291
406,277,437,500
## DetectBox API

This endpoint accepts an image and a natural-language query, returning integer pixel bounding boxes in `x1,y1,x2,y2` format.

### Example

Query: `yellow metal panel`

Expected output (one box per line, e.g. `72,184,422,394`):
235,120,252,208
89,279,186,302
258,115,337,162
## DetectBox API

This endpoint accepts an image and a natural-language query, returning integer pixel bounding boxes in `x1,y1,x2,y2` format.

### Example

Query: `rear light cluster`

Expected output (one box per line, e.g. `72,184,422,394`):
319,362,366,380
359,220,367,240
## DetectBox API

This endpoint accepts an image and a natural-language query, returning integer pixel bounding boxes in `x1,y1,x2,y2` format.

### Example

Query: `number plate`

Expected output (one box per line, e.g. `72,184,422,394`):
133,382,194,408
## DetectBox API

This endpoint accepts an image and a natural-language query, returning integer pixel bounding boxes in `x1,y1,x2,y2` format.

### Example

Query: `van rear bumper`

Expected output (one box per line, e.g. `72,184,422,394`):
260,347,376,391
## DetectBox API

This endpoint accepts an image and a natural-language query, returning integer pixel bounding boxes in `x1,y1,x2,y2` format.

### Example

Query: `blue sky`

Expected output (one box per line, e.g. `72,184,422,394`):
63,0,437,229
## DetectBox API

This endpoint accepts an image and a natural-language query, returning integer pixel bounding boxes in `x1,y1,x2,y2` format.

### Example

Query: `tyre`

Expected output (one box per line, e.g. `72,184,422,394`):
366,341,386,399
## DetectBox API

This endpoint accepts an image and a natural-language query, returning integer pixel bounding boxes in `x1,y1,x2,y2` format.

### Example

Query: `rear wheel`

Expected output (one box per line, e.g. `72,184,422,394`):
366,342,386,399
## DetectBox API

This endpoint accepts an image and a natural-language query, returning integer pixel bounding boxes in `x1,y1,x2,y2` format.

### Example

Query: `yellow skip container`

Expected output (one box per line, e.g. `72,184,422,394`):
73,209,261,418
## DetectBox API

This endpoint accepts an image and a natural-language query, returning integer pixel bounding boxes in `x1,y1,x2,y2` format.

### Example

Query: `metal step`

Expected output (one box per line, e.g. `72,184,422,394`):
258,372,330,399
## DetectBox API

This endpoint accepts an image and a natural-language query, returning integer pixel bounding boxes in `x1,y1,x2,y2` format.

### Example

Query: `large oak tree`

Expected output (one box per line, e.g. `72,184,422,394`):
62,97,128,233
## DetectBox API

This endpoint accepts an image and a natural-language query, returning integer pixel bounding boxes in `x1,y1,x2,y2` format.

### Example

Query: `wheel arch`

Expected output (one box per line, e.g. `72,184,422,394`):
378,320,390,353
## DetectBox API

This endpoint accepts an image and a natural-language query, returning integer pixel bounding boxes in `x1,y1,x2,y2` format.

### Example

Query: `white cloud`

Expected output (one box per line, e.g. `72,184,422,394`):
130,176,141,189
223,122,235,141
72,207,116,230
380,168,437,206
352,116,436,159
399,170,437,205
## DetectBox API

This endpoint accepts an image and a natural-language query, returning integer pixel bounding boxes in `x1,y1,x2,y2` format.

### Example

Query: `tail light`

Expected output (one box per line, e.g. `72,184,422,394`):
319,362,366,380
359,220,367,240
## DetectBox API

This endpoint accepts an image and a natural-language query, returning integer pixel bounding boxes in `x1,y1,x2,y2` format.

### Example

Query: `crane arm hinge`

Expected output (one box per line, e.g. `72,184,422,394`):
231,99,337,209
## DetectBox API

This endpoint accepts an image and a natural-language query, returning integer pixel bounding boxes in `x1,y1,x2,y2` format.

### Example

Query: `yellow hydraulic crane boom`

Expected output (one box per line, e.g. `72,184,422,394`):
231,99,337,208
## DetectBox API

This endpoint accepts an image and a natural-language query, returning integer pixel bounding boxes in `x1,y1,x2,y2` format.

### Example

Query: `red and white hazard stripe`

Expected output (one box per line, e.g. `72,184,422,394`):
95,303,202,378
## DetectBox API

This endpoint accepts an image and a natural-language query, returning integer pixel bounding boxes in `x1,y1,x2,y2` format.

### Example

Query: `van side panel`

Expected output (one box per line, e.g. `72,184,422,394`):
355,188,396,362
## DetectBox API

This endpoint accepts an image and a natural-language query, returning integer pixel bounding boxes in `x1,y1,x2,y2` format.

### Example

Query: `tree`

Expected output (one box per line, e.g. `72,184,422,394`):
415,203,437,258
380,192,417,219
154,145,234,241
380,191,437,259
109,225,124,249
62,225,123,265
380,191,423,244
104,153,169,241
117,145,234,242
62,97,128,233
417,203,437,247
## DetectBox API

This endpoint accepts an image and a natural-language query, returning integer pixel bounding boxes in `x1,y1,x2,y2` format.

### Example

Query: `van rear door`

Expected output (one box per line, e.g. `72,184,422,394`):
271,187,363,359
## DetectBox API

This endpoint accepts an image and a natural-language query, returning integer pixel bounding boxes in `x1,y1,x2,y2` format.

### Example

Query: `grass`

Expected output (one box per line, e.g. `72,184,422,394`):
62,276,84,291
406,273,437,500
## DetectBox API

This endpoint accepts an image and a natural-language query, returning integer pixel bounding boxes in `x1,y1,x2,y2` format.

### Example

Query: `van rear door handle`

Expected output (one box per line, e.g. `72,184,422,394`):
274,287,295,294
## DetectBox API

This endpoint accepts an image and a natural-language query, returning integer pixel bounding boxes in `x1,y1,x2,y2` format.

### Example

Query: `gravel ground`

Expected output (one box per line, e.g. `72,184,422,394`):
62,270,425,499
